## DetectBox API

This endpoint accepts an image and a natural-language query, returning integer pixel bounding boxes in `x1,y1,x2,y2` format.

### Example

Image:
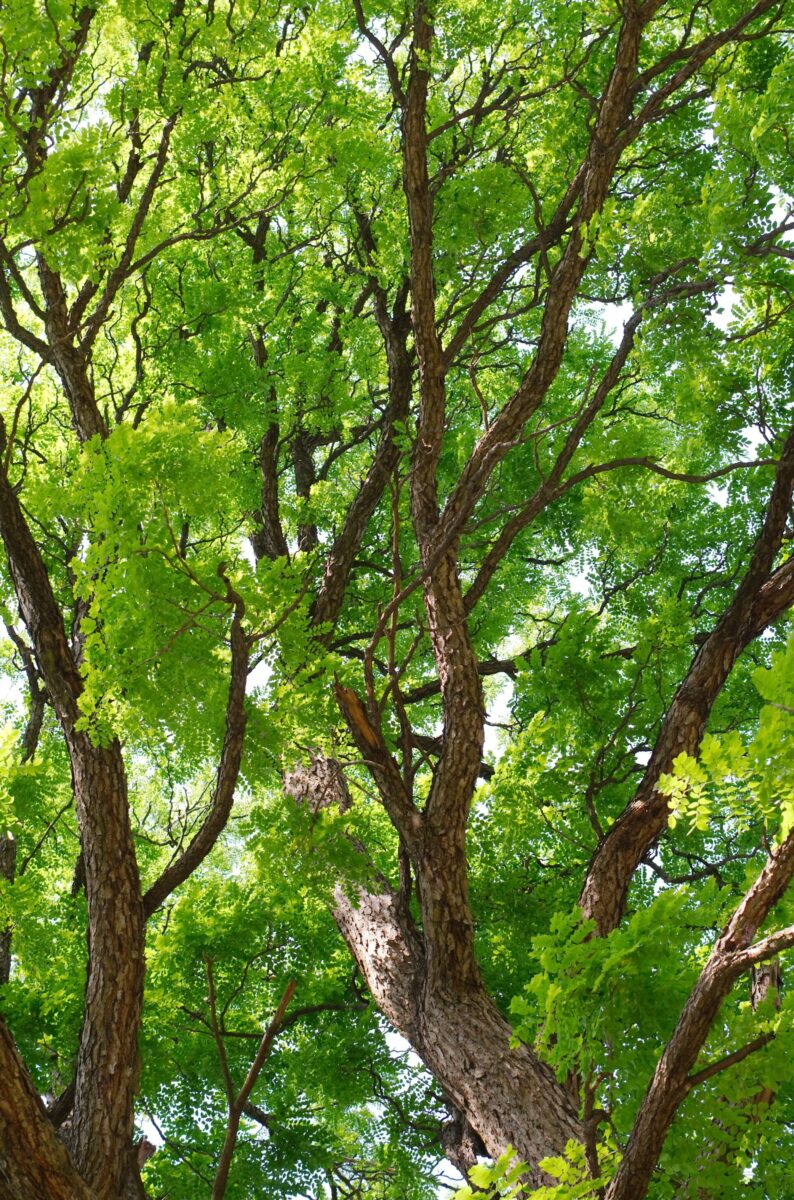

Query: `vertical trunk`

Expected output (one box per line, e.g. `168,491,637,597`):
252,420,289,562
292,432,319,551
66,732,145,1199
0,831,15,986
0,465,145,1200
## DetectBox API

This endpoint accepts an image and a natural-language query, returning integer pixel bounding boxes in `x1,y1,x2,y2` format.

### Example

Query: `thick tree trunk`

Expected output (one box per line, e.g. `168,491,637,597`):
0,1018,95,1200
65,733,145,1200
0,463,145,1200
334,885,582,1185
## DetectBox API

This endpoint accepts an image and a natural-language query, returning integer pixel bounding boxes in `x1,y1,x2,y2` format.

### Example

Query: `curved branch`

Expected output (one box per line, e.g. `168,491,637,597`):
604,826,794,1200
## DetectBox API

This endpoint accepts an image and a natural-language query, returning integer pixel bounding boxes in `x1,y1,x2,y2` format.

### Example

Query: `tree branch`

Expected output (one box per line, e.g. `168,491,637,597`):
687,1032,775,1090
604,826,794,1200
143,595,249,918
580,423,794,934
211,979,296,1200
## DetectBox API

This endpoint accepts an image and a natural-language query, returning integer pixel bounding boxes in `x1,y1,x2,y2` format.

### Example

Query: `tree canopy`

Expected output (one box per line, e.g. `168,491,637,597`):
0,1,793,1198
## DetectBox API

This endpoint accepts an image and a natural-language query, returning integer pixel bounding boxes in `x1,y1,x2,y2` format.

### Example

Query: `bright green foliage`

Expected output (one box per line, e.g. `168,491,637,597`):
453,1140,620,1200
660,630,794,837
0,0,793,1197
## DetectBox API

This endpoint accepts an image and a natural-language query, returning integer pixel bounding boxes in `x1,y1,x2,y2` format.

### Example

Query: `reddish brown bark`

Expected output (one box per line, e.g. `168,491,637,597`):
0,3,788,1197
0,1018,95,1200
327,5,792,1192
334,883,582,1185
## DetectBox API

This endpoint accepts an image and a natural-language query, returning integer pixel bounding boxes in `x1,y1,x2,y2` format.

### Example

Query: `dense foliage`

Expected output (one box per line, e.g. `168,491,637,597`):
0,2,793,1198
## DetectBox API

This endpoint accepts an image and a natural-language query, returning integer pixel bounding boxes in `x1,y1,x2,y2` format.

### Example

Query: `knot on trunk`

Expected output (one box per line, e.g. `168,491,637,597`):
751,959,781,1011
441,1105,487,1177
283,754,351,815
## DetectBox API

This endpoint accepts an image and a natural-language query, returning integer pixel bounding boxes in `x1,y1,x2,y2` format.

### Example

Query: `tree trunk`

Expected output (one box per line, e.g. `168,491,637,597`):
65,733,145,1200
0,831,15,986
0,464,145,1200
334,884,582,1185
0,1018,95,1200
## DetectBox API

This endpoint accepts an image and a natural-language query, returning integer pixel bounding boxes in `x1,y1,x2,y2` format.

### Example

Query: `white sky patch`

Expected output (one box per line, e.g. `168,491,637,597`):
708,426,768,508
583,299,633,349
241,538,257,568
0,670,24,709
741,425,767,454
246,655,272,694
707,481,729,508
568,567,591,596
709,284,737,332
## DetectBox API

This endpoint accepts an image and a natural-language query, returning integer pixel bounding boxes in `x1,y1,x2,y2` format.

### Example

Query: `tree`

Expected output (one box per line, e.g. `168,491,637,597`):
0,0,793,1197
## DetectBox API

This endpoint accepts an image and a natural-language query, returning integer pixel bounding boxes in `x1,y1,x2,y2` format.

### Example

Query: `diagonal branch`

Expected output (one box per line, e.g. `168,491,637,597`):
464,308,643,610
0,1017,95,1200
622,0,782,146
79,113,179,352
143,594,249,918
580,423,794,935
686,1032,775,1090
429,1,777,560
210,979,296,1200
0,263,50,360
351,0,406,106
604,825,794,1200
427,5,652,561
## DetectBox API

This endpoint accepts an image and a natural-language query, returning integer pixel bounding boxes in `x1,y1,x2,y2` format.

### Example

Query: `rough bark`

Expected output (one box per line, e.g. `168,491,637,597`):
0,1018,95,1200
334,884,583,1186
283,754,351,814
0,452,144,1200
65,736,144,1198
38,259,108,443
0,4,783,1196
328,3,769,1186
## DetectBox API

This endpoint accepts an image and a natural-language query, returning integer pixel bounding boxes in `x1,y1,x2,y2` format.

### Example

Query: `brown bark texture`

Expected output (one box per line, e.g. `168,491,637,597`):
0,2,791,1198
